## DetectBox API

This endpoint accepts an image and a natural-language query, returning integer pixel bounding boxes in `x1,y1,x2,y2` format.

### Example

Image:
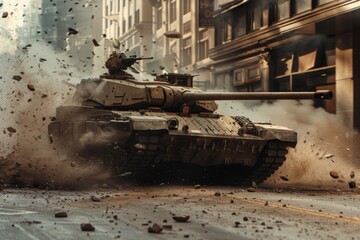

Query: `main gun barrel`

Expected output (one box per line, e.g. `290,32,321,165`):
181,90,333,101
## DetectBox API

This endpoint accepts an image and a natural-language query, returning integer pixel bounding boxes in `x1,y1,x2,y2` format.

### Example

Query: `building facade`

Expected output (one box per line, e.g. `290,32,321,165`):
102,0,215,88
209,0,360,129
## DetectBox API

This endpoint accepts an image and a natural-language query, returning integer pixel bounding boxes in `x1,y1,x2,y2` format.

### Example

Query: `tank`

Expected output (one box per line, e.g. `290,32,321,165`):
48,52,333,185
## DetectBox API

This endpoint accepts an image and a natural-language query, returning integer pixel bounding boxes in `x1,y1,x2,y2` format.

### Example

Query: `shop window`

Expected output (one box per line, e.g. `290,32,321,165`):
224,18,232,42
170,0,177,23
295,0,312,13
234,69,246,85
233,64,261,87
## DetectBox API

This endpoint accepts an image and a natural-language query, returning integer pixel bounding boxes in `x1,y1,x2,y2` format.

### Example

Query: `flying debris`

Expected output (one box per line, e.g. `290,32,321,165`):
2,12,8,18
92,39,100,47
67,27,79,35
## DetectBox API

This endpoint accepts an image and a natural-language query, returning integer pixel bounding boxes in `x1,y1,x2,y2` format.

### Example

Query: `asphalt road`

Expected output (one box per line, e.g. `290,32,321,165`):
0,186,359,240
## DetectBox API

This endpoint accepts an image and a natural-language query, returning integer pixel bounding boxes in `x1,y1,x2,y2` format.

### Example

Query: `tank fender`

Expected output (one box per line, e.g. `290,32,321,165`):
127,116,169,131
256,124,297,143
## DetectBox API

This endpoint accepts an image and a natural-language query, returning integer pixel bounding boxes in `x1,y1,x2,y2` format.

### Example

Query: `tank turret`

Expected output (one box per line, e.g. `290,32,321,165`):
49,52,333,185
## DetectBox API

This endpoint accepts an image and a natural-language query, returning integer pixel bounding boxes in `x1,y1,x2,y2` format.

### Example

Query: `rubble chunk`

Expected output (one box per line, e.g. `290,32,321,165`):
330,171,339,179
214,191,221,196
80,223,95,231
172,215,190,223
349,180,356,189
325,154,334,159
194,184,201,189
247,187,256,192
27,84,35,91
350,171,355,179
90,196,101,202
2,12,8,18
7,127,16,133
12,75,22,81
280,175,289,181
147,223,163,234
55,211,68,218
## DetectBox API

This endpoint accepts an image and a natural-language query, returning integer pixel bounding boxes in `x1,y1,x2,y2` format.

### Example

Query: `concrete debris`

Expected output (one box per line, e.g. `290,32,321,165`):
172,215,190,222
80,223,95,232
55,211,68,218
247,187,256,192
92,39,100,47
90,196,101,202
70,162,76,167
348,180,356,189
147,223,163,234
12,75,22,81
68,27,79,35
194,184,201,189
7,127,16,133
2,12,8,18
214,191,221,196
325,154,334,159
162,224,173,230
27,84,35,91
280,175,289,181
330,171,339,179
350,171,355,179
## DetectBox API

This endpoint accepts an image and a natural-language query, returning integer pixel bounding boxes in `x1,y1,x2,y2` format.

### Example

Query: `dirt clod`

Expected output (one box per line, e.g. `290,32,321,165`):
214,191,221,196
91,196,101,202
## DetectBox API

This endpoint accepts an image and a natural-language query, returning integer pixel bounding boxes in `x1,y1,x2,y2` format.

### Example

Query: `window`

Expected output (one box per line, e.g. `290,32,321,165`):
234,69,246,85
234,8,246,38
170,0,177,23
110,0,113,13
118,0,121,11
122,19,126,33
183,21,191,34
224,18,232,42
295,0,311,13
199,30,208,60
248,66,260,81
123,0,125,7
128,15,132,29
183,37,192,66
249,1,262,31
277,0,290,20
156,5,162,30
135,9,140,24
183,0,191,14
318,0,334,5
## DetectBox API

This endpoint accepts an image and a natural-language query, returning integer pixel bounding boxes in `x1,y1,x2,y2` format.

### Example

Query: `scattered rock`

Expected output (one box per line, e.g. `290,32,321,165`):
12,75,22,81
92,39,100,47
70,162,76,167
55,211,68,218
194,184,201,189
163,224,173,230
247,187,256,192
325,154,334,159
80,223,95,231
280,175,289,181
2,12,8,18
230,199,234,204
39,58,47,62
7,127,16,133
147,223,163,233
330,171,339,179
27,84,35,91
90,196,101,202
350,171,355,179
349,180,356,189
243,216,249,221
68,27,79,35
214,191,221,196
173,215,190,222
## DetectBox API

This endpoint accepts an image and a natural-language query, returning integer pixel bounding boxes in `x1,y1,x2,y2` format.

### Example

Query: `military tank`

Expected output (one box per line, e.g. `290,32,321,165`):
48,52,332,184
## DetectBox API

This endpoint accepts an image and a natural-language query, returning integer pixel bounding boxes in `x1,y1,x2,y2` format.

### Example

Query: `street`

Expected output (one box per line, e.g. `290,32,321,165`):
0,185,359,240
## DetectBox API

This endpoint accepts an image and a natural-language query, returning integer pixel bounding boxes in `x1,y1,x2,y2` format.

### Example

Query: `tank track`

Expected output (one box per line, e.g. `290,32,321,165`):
247,140,289,184
112,130,164,177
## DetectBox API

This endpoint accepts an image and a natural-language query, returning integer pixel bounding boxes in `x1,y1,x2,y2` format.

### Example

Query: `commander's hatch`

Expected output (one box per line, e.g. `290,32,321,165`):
156,73,193,87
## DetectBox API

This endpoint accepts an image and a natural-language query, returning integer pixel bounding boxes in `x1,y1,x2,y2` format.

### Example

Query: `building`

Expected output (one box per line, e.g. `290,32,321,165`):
209,0,360,129
102,0,215,88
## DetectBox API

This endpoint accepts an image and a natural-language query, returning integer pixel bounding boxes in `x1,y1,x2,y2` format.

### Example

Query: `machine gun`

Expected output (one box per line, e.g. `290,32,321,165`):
105,52,153,77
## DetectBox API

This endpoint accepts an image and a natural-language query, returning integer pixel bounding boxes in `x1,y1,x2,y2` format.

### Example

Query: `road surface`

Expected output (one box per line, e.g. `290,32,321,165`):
0,186,359,239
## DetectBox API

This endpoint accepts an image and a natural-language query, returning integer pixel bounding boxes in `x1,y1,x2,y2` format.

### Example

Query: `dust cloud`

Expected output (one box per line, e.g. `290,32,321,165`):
0,1,110,188
217,100,360,189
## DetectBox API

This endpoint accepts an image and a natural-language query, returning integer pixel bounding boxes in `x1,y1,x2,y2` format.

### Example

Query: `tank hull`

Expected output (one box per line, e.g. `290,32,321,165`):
49,106,297,184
